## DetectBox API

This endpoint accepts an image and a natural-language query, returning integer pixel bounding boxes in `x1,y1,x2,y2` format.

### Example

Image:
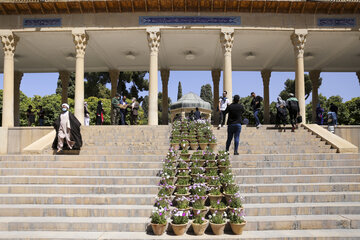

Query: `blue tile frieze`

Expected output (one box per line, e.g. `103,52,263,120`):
139,16,241,26
317,18,356,27
23,18,62,28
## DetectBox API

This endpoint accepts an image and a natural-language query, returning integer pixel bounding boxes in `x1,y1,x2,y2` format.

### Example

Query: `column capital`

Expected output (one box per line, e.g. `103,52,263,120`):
291,30,307,58
221,28,234,55
160,69,170,84
1,33,19,57
72,30,89,58
309,70,321,87
147,28,161,54
261,70,271,85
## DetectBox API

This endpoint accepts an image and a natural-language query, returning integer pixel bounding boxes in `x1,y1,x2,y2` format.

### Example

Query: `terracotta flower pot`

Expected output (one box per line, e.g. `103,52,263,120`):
210,222,226,235
171,222,188,236
208,143,217,151
199,143,208,150
180,153,191,160
210,207,227,215
192,207,208,217
190,143,199,150
191,220,209,235
230,221,246,235
171,143,180,150
208,194,223,203
151,223,167,235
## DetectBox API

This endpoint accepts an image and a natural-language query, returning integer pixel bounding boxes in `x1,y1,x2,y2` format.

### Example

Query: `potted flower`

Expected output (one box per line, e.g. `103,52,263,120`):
150,207,168,235
209,211,227,235
205,160,218,172
229,208,246,235
175,195,190,211
208,186,223,203
180,139,189,150
180,149,191,160
190,183,208,204
191,212,209,235
157,183,175,197
198,138,208,150
228,192,244,211
223,184,240,204
210,199,227,215
176,169,191,179
170,138,180,150
191,196,208,217
154,197,172,210
192,174,206,184
208,135,217,151
207,175,221,188
190,167,204,177
175,178,190,192
170,209,190,236
189,139,199,150
219,172,235,186
218,158,231,172
177,161,189,171
174,186,190,198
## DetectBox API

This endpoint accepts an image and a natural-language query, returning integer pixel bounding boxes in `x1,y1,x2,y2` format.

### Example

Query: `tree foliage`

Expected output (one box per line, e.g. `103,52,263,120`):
200,84,213,109
177,81,182,100
142,92,171,125
279,74,322,100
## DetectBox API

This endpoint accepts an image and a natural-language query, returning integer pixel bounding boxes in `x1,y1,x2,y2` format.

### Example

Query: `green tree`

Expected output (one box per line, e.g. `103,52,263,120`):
279,74,322,100
345,97,360,125
56,73,76,99
177,81,182,100
200,84,213,109
142,92,170,125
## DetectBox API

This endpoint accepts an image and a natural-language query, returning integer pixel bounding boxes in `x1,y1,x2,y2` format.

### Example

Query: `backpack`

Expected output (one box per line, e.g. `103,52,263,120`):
288,100,298,111
327,113,333,124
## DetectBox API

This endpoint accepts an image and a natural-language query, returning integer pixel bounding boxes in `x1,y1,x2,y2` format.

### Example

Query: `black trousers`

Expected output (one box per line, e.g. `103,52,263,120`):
289,110,297,128
219,111,226,126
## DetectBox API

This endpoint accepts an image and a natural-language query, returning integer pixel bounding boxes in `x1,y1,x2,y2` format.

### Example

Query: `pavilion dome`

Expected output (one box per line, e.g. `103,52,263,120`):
170,92,211,111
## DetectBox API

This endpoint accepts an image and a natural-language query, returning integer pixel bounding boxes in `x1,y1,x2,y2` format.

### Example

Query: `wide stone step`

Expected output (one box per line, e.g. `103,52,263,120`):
231,160,360,168
236,174,360,184
231,153,360,161
0,184,159,194
230,149,337,154
1,229,360,239
243,192,360,204
0,204,154,217
245,214,360,231
233,166,360,175
240,182,360,193
0,161,163,169
0,155,164,162
79,150,168,155
244,202,360,216
0,217,148,232
0,176,160,185
0,194,156,205
0,168,160,176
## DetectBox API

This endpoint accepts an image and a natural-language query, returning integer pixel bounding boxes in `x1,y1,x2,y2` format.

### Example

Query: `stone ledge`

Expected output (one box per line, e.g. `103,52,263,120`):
302,124,358,153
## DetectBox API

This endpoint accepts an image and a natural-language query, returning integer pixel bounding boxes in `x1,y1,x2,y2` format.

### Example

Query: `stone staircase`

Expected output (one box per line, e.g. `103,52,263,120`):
0,125,359,239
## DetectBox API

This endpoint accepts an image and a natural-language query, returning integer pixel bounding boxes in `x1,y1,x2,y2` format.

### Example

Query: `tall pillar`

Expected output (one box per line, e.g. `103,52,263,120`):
1,32,19,127
309,70,321,123
161,69,170,125
59,71,70,104
72,30,89,122
212,69,220,125
221,28,234,99
291,29,308,123
147,28,161,126
14,71,23,126
109,70,119,124
261,70,271,124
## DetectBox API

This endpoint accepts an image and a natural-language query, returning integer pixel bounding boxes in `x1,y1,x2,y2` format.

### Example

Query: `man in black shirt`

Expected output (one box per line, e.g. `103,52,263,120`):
224,95,245,155
251,92,263,128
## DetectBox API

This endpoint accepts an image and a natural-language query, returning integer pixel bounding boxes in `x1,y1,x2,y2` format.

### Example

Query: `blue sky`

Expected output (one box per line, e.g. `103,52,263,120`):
0,71,359,104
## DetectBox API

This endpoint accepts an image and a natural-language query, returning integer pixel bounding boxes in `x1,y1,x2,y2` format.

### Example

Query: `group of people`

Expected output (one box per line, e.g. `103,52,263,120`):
84,100,105,126
111,93,140,125
316,103,338,133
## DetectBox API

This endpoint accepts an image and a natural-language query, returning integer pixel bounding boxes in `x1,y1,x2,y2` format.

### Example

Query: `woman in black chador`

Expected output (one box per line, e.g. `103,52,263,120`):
52,103,83,153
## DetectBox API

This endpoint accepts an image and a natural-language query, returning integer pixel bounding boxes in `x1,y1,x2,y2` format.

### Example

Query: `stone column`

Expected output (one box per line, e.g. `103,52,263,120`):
161,69,170,125
309,70,321,123
14,71,23,126
261,70,271,124
221,28,234,99
1,32,19,127
212,69,220,125
59,71,70,104
291,30,308,123
147,28,160,126
109,70,119,124
72,30,89,122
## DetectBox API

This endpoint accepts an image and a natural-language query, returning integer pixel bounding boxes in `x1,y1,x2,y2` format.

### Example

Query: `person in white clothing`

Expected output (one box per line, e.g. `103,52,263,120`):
218,91,230,129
